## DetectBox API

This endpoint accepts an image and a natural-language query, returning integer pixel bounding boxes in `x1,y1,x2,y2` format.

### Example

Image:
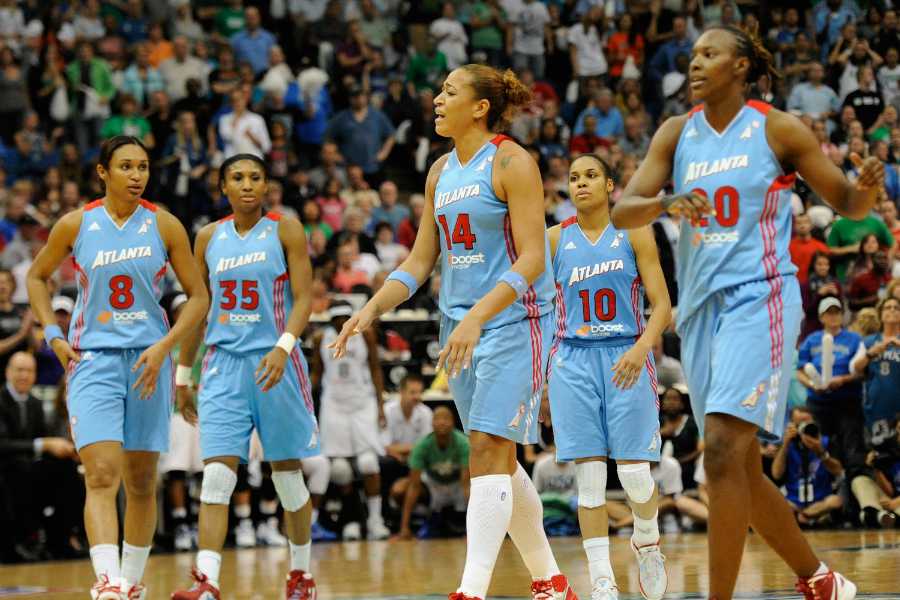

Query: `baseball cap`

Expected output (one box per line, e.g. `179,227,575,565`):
818,296,842,316
52,295,75,314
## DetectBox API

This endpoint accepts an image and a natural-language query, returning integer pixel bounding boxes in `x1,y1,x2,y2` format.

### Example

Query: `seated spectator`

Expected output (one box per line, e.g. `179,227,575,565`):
371,181,409,232
771,407,844,527
392,406,469,540
265,180,298,221
850,307,881,337
315,178,348,233
374,222,409,271
826,211,895,281
619,114,650,156
397,194,425,250
877,199,900,253
652,336,686,390
844,66,885,131
33,296,71,387
573,89,624,139
536,118,567,163
660,384,701,491
790,214,830,287
100,94,154,149
308,142,348,191
569,114,609,155
0,269,32,375
230,7,275,76
802,252,843,338
332,239,371,293
848,233,883,280
302,199,334,242
787,62,839,120
848,250,892,311
160,37,209,102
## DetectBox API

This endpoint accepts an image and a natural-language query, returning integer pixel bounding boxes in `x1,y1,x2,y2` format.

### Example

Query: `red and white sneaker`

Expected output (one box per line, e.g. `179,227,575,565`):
90,575,125,600
171,568,221,600
448,594,482,600
531,574,579,600
796,570,857,600
286,570,317,600
121,582,146,600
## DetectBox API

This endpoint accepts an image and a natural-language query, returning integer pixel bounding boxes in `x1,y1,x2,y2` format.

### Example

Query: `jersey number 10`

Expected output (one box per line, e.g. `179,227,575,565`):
578,288,616,322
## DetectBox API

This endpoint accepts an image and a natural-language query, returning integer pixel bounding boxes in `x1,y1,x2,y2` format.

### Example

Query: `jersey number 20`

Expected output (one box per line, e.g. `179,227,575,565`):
691,186,739,228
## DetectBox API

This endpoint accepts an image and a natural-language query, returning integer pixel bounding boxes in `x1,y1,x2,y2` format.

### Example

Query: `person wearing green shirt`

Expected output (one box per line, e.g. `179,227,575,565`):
826,213,896,281
394,406,470,539
405,39,449,93
66,41,116,153
100,94,154,148
215,0,245,39
466,0,507,66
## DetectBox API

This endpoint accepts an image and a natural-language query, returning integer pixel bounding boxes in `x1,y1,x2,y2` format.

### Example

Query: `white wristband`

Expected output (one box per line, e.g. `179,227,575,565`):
175,365,193,387
276,332,297,354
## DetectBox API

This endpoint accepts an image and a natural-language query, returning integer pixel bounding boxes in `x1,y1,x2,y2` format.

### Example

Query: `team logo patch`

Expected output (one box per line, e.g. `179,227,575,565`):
98,310,148,324
218,312,262,325
741,382,767,409
564,241,577,250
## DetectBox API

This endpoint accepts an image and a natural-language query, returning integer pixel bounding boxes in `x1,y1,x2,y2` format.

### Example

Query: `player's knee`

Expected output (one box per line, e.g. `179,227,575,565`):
200,462,238,505
330,457,354,486
123,468,157,498
576,461,607,508
617,462,655,505
271,469,310,512
302,455,330,496
356,451,380,476
84,460,121,493
702,433,741,481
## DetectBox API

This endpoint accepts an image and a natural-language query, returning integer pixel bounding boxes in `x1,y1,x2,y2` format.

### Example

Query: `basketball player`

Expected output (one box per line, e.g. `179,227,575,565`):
611,26,883,600
171,154,319,600
310,303,390,541
330,65,578,600
25,136,209,600
547,155,670,600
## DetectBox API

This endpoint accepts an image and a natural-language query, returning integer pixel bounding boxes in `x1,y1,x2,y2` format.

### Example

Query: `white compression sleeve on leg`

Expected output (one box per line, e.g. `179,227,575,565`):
576,461,608,508
459,474,513,598
509,462,560,580
617,462,655,504
271,469,311,512
330,457,353,486
356,450,380,476
200,462,238,505
302,455,331,496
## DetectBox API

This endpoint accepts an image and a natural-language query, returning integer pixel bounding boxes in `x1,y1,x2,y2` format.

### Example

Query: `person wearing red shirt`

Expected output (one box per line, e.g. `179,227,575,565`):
569,115,610,154
396,193,424,250
332,240,371,292
848,250,893,311
790,213,830,285
606,14,644,80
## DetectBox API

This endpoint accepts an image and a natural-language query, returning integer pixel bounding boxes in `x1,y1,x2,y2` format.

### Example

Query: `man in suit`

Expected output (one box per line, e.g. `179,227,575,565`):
0,351,80,562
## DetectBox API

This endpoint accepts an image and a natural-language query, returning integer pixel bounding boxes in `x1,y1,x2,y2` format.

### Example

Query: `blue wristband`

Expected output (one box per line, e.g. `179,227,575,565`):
386,270,419,300
499,270,529,298
43,324,65,344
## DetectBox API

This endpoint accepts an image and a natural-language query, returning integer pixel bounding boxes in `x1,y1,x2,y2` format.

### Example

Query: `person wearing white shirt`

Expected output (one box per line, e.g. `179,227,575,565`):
567,7,608,78
159,36,210,101
509,0,551,79
429,3,469,70
217,89,271,158
380,374,433,511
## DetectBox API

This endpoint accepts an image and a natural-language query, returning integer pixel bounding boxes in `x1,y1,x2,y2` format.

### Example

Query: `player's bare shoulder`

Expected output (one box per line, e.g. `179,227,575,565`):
425,153,452,197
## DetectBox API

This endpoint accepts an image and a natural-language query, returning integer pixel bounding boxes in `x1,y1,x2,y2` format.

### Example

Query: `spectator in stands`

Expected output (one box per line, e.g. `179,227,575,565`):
370,181,408,232
787,62,840,120
118,0,149,45
65,41,114,154
878,200,900,252
771,407,844,526
230,7,275,76
122,42,164,110
848,250,892,311
875,9,900,60
0,269,31,375
652,336,686,389
33,296,70,387
660,384,701,491
397,193,424,250
332,239,371,293
606,13,644,82
216,88,271,158
467,0,506,68
430,3,468,71
508,0,551,80
574,88,624,139
844,66,885,130
393,406,469,540
161,110,207,225
380,374,432,512
648,16,692,82
375,222,409,271
568,7,607,83
827,209,896,281
848,234,884,280
213,0,245,41
160,37,209,102
791,214,831,287
569,114,607,154
101,94,154,149
619,114,650,156
325,86,395,185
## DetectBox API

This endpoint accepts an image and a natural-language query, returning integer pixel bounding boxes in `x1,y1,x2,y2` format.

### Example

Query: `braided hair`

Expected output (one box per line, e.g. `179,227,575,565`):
707,24,780,83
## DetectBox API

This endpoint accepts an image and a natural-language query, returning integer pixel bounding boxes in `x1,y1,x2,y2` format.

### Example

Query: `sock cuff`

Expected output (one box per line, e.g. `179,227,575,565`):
583,537,610,549
90,544,119,553
197,550,222,562
634,510,659,522
289,541,312,551
470,474,512,489
122,542,150,552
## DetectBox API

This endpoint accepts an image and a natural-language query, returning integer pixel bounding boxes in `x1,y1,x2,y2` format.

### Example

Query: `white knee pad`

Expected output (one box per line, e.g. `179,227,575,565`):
301,455,330,496
200,462,238,505
576,461,607,508
271,469,311,512
618,462,655,504
356,450,379,476
330,457,354,486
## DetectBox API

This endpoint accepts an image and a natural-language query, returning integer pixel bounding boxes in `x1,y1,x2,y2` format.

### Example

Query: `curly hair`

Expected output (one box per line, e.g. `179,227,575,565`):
460,65,532,131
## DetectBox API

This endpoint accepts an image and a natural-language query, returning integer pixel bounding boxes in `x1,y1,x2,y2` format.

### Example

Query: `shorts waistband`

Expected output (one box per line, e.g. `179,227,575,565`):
561,336,636,348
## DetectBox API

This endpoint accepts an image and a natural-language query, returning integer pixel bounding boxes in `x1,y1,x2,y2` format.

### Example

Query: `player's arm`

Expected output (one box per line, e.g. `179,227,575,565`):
768,108,883,220
611,115,712,229
459,465,470,501
398,468,423,539
329,156,445,358
256,217,313,392
309,330,324,389
26,210,82,367
547,223,561,261
363,327,386,424
611,227,672,389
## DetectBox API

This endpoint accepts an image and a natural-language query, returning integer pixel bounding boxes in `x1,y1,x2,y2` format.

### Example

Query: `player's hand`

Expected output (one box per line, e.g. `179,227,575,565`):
132,342,168,400
660,192,715,226
378,404,387,428
176,385,198,426
50,338,80,369
437,313,482,378
328,304,378,359
610,342,649,389
800,433,824,455
850,153,884,190
256,347,289,392
866,450,877,467
538,392,551,424
783,422,799,442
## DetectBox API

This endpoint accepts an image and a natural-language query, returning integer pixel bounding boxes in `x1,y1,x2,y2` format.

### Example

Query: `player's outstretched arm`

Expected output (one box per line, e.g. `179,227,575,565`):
26,210,82,367
612,115,713,229
769,108,884,220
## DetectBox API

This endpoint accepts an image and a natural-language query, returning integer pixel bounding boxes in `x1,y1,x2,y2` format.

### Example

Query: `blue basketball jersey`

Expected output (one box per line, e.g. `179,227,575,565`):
204,212,294,354
672,101,797,329
551,217,644,342
69,199,169,350
862,333,900,450
434,135,554,329
783,435,836,506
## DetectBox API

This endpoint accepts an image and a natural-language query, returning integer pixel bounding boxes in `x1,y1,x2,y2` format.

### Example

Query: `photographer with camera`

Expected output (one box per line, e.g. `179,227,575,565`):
772,407,844,526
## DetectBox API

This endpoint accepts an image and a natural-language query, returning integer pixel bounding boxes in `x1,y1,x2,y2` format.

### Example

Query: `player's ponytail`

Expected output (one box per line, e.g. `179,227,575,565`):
461,64,533,132
710,24,779,84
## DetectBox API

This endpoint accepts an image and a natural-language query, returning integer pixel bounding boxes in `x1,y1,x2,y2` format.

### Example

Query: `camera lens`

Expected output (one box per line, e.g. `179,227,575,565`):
799,422,819,438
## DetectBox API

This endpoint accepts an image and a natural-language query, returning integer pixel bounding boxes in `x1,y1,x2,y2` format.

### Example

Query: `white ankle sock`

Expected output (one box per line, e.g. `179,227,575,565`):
120,543,150,585
813,562,829,577
458,474,513,598
583,537,614,584
632,510,660,547
234,504,252,519
197,550,222,587
290,541,311,572
90,544,120,581
367,495,383,523
509,463,560,580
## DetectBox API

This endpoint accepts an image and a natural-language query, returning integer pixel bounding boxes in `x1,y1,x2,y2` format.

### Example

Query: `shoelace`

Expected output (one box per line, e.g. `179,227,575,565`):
637,545,667,569
531,579,556,600
287,572,308,600
591,577,618,597
795,575,825,600
94,574,122,593
189,568,211,591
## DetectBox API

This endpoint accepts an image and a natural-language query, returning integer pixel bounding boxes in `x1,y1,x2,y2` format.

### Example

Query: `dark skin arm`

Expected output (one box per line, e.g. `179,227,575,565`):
364,326,386,427
398,468,423,539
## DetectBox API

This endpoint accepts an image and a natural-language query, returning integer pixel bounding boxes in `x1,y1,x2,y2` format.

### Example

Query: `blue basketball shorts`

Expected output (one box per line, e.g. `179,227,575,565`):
198,346,320,463
67,347,173,452
548,338,661,462
439,312,554,445
677,277,802,441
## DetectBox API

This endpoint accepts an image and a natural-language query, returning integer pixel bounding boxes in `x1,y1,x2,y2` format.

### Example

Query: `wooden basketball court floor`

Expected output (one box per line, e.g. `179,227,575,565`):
0,530,898,599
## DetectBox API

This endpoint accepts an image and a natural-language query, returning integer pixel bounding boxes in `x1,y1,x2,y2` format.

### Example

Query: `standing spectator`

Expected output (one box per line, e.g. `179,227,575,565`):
0,269,31,376
215,0,246,41
170,1,204,43
568,7,607,82
508,0,552,80
802,252,843,338
397,193,424,249
73,0,104,42
879,48,900,108
65,41,114,154
790,213,831,286
122,42,164,109
208,47,241,100
405,38,448,93
100,94,154,148
648,16,692,82
161,110,207,226
118,0,149,45
371,180,409,232
146,22,173,68
874,9,900,59
374,222,409,271
217,88,271,158
159,37,210,102
787,62,840,120
325,86,395,185
827,212,896,281
574,89,624,139
816,0,856,57
0,45,28,146
430,3,468,71
606,13,644,82
467,0,506,67
844,66,885,130
336,20,375,81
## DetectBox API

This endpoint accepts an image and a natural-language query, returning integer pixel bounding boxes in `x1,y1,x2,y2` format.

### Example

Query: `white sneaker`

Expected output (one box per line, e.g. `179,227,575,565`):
342,522,362,541
121,581,145,600
590,577,619,600
631,539,667,600
174,524,193,551
235,518,257,548
257,518,288,546
90,575,124,600
366,518,390,540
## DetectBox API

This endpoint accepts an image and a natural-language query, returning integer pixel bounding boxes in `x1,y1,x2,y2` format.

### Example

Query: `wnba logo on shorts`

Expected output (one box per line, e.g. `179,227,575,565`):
97,310,149,324
218,312,262,325
576,323,625,336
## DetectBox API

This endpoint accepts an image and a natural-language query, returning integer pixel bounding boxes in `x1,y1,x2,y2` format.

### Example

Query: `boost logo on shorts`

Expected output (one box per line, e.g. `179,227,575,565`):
692,230,740,247
97,310,149,324
218,312,262,325
448,252,486,269
576,323,626,336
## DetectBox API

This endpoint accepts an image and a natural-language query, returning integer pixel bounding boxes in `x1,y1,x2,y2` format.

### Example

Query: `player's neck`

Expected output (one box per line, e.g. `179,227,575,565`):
233,210,263,235
453,128,495,165
703,94,746,133
576,208,610,240
102,194,139,222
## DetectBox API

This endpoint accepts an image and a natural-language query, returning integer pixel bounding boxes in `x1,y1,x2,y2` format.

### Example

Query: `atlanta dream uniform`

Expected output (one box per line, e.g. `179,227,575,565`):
67,199,173,451
434,134,555,444
548,218,661,462
199,212,318,462
673,100,803,439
